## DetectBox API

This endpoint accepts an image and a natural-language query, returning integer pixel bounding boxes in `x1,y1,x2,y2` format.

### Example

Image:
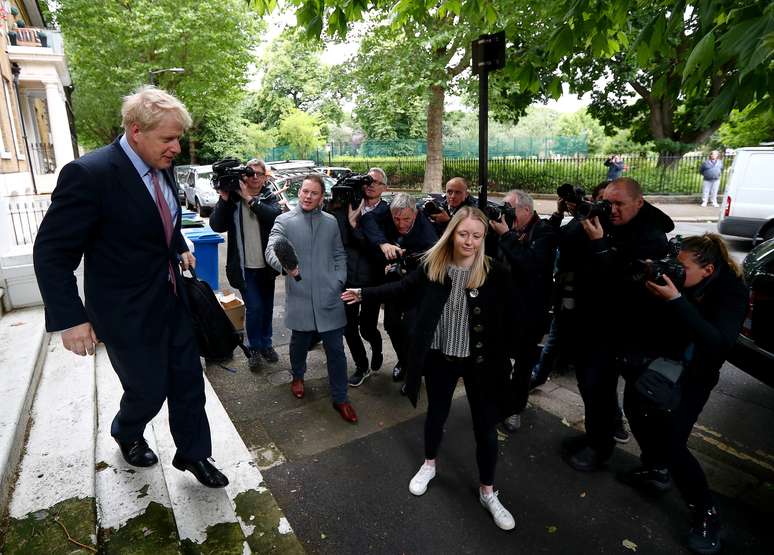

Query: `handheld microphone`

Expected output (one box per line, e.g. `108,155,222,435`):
274,238,302,281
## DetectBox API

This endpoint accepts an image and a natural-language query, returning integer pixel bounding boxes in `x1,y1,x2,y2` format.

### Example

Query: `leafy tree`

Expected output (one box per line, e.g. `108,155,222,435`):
56,0,258,161
718,105,774,148
556,109,607,154
250,29,344,131
277,109,323,158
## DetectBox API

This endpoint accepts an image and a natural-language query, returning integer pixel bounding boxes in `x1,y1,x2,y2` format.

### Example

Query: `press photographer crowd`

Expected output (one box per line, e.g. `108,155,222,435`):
32,88,749,555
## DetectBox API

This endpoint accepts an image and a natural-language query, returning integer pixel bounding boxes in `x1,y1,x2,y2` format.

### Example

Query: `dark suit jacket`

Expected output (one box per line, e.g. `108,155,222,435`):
33,137,190,349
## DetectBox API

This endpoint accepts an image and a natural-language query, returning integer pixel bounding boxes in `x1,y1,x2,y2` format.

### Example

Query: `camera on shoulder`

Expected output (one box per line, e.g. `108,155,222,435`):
331,172,373,209
211,158,255,193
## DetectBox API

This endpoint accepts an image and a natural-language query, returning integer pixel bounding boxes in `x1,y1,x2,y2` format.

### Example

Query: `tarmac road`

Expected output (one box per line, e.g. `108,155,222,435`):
204,215,774,554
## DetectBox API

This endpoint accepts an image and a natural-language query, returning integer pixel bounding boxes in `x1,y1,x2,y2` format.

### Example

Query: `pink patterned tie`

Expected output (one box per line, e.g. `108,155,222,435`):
149,169,176,294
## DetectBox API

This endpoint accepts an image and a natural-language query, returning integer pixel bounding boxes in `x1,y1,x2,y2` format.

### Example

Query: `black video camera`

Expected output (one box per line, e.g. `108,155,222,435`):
629,236,686,288
423,199,445,216
212,158,255,193
331,172,373,209
484,201,516,228
385,251,423,282
556,183,612,221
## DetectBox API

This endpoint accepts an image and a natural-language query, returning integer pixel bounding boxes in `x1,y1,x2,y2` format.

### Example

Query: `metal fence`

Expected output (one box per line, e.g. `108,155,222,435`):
331,154,734,195
5,195,51,246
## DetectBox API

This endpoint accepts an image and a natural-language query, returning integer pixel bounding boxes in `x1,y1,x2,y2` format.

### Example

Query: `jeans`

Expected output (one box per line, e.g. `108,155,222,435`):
289,327,349,404
344,298,382,369
624,372,717,508
702,179,720,204
240,267,275,351
424,351,499,486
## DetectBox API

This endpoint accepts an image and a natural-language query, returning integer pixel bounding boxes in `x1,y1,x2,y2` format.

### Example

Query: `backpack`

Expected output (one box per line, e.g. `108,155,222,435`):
182,268,250,361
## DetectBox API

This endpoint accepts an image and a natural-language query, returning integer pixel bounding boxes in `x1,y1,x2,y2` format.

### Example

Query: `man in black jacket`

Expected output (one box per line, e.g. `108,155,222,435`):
361,192,439,384
490,190,557,431
329,167,389,387
421,176,477,235
564,177,673,471
209,159,282,370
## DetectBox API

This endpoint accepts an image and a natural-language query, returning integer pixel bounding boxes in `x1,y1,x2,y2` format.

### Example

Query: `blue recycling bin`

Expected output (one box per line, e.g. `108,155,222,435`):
183,226,224,291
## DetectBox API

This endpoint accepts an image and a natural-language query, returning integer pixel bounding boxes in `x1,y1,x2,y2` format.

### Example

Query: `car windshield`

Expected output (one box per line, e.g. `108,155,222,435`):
197,173,213,186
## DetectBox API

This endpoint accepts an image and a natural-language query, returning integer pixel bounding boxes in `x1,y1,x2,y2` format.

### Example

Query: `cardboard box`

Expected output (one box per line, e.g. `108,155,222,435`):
218,291,245,331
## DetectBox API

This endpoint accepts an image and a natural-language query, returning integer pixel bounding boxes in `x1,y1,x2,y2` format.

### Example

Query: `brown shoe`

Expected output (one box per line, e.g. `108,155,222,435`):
291,378,304,399
333,402,358,423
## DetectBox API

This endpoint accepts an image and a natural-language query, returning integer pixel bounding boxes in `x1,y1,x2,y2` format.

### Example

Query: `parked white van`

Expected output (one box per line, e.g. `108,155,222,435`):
717,146,774,243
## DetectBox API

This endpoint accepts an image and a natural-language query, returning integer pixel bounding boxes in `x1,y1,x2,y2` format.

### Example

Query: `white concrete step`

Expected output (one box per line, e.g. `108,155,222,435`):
94,345,181,553
3,334,97,553
0,307,47,511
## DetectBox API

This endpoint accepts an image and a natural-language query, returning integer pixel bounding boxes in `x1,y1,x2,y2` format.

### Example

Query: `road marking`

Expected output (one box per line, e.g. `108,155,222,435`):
693,431,774,473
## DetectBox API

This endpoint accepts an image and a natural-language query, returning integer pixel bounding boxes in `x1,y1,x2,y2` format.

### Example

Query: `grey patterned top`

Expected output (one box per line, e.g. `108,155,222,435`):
431,265,471,357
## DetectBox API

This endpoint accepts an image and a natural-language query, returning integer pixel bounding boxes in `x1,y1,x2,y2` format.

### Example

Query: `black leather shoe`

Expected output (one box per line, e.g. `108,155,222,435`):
560,434,588,456
687,505,721,554
260,347,279,363
172,455,229,488
619,466,672,493
565,446,605,472
392,364,405,382
116,438,158,467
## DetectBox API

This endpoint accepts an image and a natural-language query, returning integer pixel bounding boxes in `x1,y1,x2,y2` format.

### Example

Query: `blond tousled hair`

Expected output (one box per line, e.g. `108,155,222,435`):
121,85,192,132
422,206,491,289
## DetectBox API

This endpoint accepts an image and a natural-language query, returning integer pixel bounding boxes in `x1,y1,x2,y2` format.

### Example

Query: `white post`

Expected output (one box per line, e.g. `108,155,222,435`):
44,82,73,174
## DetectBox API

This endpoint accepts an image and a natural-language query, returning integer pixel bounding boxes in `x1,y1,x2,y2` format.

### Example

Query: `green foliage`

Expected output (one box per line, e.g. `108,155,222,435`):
250,28,344,131
331,154,726,195
56,0,258,156
556,109,607,154
277,109,323,158
718,104,774,148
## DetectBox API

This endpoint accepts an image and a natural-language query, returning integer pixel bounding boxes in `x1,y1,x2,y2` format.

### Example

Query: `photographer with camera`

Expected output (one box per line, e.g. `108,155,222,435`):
604,154,627,182
489,190,557,432
421,177,477,235
328,168,389,387
563,177,674,472
619,234,746,555
360,193,439,386
209,159,282,370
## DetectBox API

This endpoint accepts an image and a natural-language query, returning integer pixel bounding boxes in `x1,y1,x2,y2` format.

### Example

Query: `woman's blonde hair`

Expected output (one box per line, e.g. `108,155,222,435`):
422,206,491,288
681,233,742,277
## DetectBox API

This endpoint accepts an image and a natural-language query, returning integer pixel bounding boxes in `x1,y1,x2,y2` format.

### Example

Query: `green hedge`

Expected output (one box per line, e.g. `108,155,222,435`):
332,155,733,195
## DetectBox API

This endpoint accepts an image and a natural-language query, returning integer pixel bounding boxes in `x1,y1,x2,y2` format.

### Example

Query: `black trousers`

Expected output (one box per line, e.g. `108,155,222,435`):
424,351,499,486
624,372,717,509
510,327,545,415
344,297,382,370
384,301,409,367
575,351,619,459
106,295,212,460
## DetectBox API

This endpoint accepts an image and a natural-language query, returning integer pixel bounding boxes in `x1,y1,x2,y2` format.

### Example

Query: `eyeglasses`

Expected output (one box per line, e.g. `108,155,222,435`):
251,172,266,177
369,181,385,187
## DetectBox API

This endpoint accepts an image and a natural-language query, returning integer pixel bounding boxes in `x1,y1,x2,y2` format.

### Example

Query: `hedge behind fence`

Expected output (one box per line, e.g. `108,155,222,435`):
332,155,732,195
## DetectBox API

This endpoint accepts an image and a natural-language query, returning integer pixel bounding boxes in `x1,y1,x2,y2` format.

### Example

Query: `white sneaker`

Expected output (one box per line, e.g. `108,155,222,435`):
712,202,720,208
409,463,436,496
480,490,515,530
701,201,708,207
503,414,521,432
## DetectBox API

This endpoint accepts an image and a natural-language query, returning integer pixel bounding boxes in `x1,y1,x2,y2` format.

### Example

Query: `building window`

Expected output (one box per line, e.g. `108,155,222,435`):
3,78,24,160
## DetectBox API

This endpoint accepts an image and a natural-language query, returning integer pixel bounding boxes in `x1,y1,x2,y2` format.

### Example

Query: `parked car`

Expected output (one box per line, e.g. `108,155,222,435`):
317,166,352,180
173,164,190,205
183,165,219,217
717,146,774,244
268,170,336,210
265,159,317,174
727,238,774,387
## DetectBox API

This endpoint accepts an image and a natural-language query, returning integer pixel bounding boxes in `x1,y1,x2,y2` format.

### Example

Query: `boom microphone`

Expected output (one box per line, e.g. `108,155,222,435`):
274,238,302,281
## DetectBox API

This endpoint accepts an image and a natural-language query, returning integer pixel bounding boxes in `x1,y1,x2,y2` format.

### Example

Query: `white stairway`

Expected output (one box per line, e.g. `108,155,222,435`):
0,308,303,554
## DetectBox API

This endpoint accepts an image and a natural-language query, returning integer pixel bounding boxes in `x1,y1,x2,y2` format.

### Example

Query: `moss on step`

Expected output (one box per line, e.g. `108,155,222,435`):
179,521,245,555
234,489,305,554
100,501,180,554
2,496,96,554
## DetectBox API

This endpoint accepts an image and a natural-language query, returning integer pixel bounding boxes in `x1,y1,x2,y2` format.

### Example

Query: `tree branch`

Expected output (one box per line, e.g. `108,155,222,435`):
628,80,652,104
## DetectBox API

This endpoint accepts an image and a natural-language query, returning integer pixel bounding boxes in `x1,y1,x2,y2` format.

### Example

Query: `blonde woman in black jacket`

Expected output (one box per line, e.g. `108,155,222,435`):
342,206,517,530
621,233,747,555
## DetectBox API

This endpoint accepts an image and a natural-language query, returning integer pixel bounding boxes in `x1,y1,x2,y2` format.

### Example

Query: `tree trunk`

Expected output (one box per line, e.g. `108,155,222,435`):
423,85,445,193
188,134,198,165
